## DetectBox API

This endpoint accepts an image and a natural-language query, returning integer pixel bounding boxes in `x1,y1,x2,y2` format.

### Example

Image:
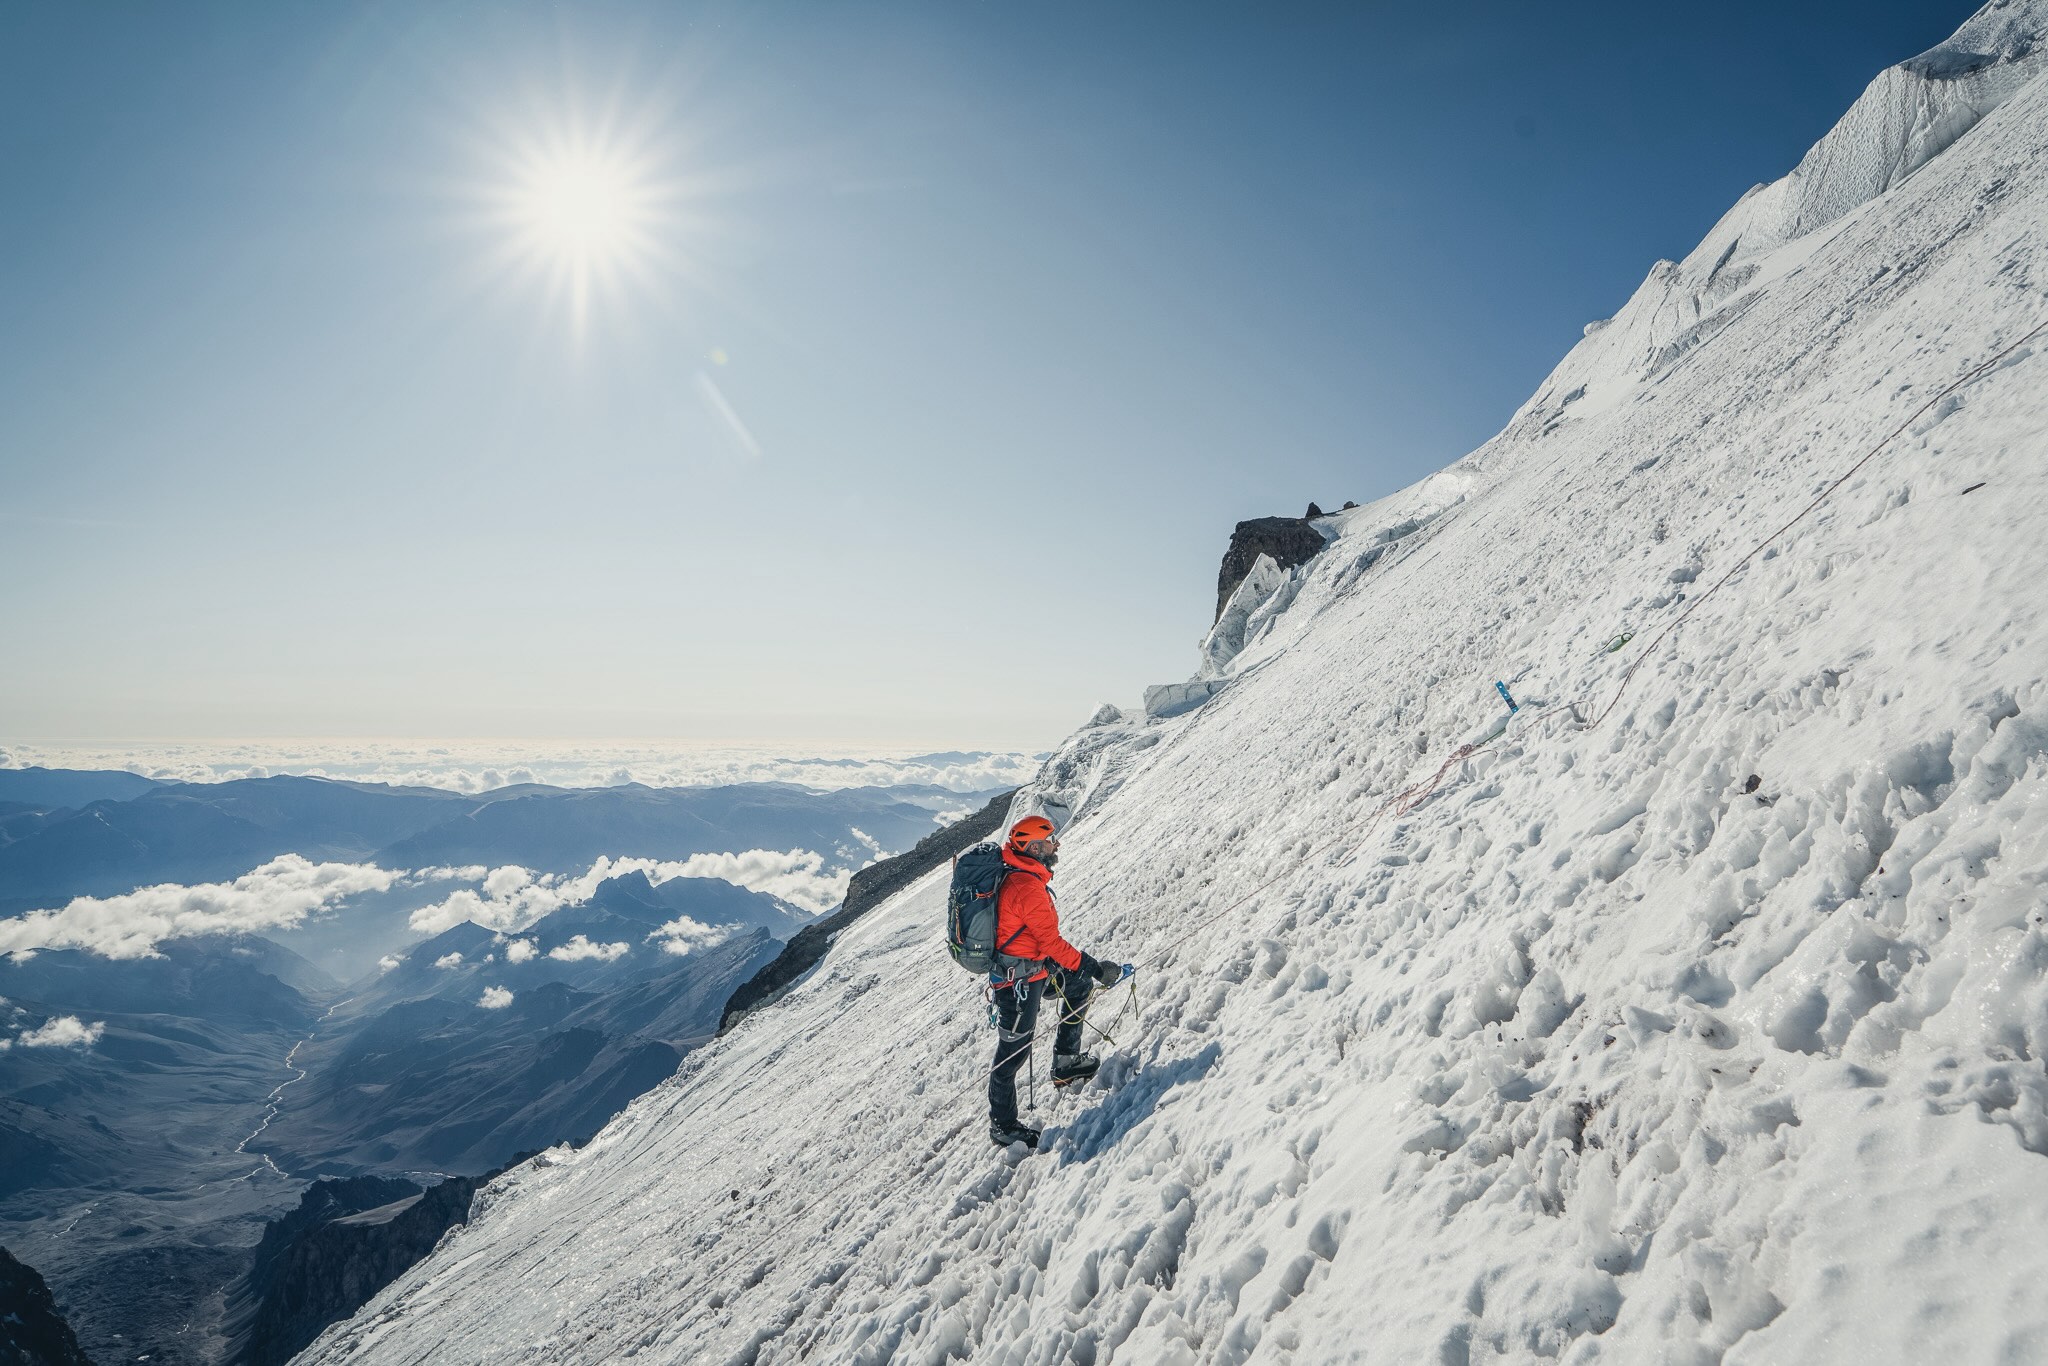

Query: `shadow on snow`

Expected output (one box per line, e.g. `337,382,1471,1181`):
1056,1042,1222,1166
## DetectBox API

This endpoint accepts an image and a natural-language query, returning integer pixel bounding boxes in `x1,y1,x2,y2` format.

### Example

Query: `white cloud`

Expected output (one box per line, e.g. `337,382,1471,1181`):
635,850,851,915
378,954,402,973
649,916,738,957
406,848,849,936
548,935,630,963
408,890,496,937
0,856,400,961
478,986,514,1009
408,867,561,936
0,828,852,970
409,865,489,883
0,1015,106,1051
483,865,531,899
504,939,539,964
434,951,465,969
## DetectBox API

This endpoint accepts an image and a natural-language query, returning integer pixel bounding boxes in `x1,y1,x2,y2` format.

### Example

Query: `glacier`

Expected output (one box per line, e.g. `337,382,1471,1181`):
298,6,2048,1363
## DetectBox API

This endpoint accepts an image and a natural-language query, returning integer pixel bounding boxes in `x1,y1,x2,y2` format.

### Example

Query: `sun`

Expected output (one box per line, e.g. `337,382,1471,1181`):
513,146,650,267
478,124,677,338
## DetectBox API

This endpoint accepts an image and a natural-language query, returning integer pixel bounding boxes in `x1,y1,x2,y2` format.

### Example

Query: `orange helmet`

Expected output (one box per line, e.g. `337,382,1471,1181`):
1008,815,1057,850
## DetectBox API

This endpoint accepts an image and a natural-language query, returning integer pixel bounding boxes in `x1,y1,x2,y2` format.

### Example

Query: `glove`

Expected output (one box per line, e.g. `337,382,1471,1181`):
1084,954,1125,988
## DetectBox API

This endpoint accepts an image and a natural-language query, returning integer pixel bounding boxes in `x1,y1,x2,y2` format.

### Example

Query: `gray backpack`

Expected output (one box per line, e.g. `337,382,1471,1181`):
944,842,1025,973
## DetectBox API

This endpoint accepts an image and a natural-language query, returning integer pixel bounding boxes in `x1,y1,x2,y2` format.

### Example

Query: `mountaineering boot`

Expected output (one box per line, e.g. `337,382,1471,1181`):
990,1119,1042,1150
1051,1051,1100,1087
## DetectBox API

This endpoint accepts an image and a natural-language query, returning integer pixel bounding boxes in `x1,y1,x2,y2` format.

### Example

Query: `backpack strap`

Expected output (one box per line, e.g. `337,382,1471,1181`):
993,868,1027,955
988,867,1032,978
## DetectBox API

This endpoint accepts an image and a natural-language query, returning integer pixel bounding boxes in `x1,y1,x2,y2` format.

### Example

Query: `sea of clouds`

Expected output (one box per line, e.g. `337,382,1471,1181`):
404,850,853,934
0,739,1032,968
0,740,1043,796
0,850,852,963
0,856,414,960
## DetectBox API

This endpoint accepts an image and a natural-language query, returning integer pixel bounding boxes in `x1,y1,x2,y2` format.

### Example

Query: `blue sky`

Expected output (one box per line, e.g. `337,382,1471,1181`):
0,1,1981,750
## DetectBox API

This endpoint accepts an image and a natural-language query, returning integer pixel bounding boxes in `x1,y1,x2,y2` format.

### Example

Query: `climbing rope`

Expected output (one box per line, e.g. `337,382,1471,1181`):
1073,974,1139,1051
1579,316,2048,730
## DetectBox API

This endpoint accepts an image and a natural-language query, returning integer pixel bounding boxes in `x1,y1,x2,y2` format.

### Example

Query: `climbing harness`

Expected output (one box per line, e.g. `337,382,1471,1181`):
984,965,1139,1114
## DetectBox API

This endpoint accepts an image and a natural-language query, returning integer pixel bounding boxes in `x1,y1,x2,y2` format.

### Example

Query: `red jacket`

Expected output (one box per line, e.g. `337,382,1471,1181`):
994,846,1082,973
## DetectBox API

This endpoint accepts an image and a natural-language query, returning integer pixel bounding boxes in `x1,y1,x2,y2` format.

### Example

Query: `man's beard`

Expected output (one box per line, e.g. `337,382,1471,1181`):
1041,852,1059,870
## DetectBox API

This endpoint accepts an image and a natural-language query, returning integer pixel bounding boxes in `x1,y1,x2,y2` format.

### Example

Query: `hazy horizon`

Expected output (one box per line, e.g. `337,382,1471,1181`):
0,736,1044,794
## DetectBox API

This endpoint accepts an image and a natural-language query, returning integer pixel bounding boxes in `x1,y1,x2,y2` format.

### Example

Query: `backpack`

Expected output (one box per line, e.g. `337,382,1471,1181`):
945,841,1026,974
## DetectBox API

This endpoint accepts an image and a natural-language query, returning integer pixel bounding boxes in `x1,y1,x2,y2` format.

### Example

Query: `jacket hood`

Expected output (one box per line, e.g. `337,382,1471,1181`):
1000,845,1052,883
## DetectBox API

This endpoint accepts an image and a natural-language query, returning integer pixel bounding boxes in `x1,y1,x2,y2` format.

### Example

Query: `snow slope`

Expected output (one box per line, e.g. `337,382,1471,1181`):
300,12,2048,1365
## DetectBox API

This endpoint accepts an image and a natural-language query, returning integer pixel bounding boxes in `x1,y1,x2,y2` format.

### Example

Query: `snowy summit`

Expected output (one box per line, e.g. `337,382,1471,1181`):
301,7,2048,1363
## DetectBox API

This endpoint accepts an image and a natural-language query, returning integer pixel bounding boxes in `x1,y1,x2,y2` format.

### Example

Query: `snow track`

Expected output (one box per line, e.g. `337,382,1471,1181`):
301,15,2048,1366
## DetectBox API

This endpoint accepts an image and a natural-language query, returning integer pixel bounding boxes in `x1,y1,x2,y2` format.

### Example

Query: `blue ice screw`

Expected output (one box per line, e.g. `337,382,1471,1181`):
1496,681,1519,713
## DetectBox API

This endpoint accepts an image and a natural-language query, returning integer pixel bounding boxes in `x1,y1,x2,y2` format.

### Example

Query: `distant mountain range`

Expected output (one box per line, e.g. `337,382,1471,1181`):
262,872,788,1177
0,904,777,1363
0,763,992,1365
0,766,161,809
0,769,960,915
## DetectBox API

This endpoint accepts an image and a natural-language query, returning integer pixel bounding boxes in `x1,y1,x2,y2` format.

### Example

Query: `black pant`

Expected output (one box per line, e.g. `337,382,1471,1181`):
989,967,1093,1128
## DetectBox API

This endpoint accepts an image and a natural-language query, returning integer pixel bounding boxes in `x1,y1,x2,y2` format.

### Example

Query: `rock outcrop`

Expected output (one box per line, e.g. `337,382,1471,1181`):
1215,516,1329,621
719,790,1017,1030
225,1172,498,1366
0,1245,91,1366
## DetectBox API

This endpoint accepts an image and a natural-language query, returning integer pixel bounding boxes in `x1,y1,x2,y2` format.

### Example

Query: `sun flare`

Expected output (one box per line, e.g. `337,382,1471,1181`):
477,121,681,338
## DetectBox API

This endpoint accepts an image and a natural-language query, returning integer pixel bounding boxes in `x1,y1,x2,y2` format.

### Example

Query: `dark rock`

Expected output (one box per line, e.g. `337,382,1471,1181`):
1216,517,1329,622
55,1242,245,1366
1304,502,1324,519
1342,500,1358,510
0,1245,92,1365
224,1169,516,1366
719,790,1018,1031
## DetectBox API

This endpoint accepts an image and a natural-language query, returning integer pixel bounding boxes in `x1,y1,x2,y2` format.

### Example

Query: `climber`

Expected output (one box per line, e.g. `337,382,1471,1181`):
988,815,1128,1150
